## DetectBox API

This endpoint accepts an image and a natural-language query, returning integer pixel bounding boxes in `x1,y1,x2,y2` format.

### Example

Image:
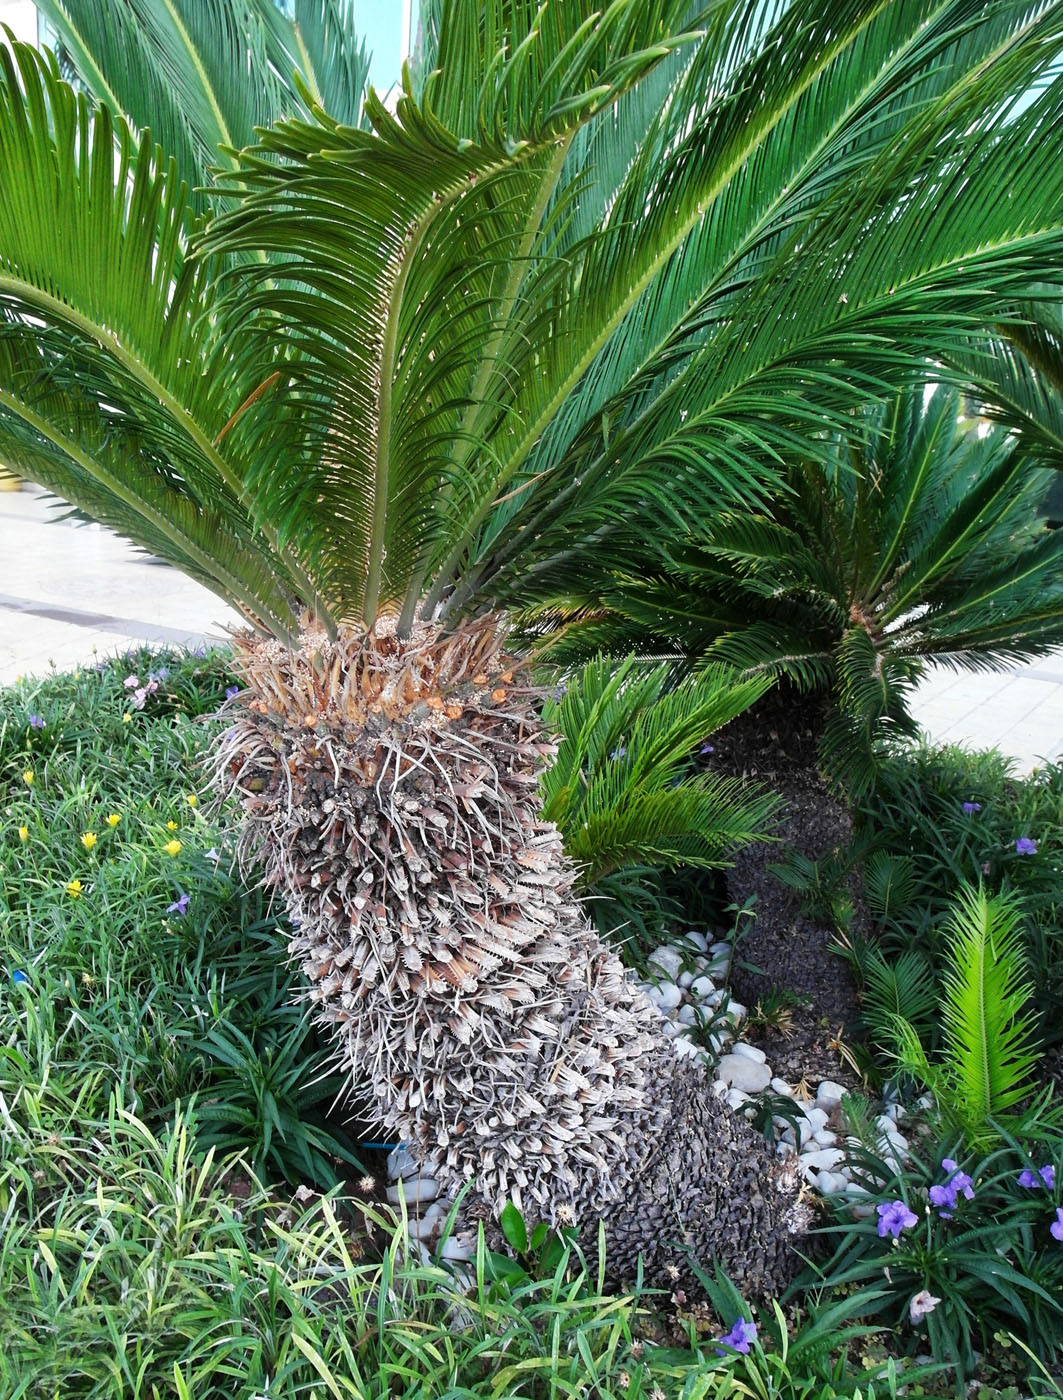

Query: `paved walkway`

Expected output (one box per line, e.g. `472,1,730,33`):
0,485,1060,772
0,485,241,678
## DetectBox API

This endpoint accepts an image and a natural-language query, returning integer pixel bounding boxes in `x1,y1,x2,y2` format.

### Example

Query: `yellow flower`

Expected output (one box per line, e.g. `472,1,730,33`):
163,839,182,857
122,713,132,724
22,770,33,786
166,820,179,832
186,794,198,808
18,826,28,843
81,832,97,851
66,878,83,898
106,813,121,828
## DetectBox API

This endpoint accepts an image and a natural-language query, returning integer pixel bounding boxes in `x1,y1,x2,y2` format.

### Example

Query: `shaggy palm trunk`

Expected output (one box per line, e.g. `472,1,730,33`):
212,617,807,1293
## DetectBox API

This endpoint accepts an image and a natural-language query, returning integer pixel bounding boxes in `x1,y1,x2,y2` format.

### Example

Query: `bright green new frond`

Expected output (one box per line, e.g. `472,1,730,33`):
884,886,1042,1145
939,885,1041,1140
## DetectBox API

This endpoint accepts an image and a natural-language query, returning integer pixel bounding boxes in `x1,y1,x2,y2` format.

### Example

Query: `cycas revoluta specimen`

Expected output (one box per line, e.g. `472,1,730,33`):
6,0,1063,1287
527,387,1063,793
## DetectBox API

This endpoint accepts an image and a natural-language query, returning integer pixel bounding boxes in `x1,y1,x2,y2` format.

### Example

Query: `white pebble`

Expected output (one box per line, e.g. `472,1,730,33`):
691,975,715,1000
439,1234,475,1262
656,982,682,1011
648,946,683,981
816,1170,846,1195
660,1019,680,1038
677,1003,698,1026
732,1041,767,1064
802,1106,829,1135
715,1053,772,1093
709,941,731,959
796,1119,815,1148
770,1077,794,1098
816,1080,845,1111
711,1078,729,1098
407,1214,438,1241
678,971,694,989
673,1036,703,1060
801,1147,844,1173
387,1176,439,1206
812,1129,838,1148
685,931,710,952
777,1140,797,1159
725,1000,747,1021
725,1087,750,1111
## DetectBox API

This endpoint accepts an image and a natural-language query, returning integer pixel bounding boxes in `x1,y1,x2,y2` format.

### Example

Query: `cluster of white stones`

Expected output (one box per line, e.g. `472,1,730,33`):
631,933,913,1203
383,930,913,1254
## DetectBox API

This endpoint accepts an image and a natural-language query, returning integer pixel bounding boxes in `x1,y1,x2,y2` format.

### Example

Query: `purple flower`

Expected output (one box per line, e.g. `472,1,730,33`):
930,1161,975,1216
961,801,981,814
1019,1165,1056,1189
225,685,240,700
715,1317,757,1355
877,1200,918,1238
609,745,627,760
700,742,715,754
166,893,189,916
28,714,44,729
552,685,566,703
204,848,220,863
1052,1209,1063,1243
1015,837,1038,855
11,969,30,987
123,674,140,689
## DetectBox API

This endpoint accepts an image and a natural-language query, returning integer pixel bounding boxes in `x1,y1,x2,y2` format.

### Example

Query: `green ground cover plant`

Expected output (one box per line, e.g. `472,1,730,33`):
1,647,364,1189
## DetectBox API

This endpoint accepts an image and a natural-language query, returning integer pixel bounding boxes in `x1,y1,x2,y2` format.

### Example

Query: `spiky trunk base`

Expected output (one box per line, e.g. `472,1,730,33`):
212,618,806,1293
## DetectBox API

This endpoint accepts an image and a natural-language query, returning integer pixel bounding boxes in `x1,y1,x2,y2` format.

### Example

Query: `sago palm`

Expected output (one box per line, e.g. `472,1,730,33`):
5,0,1063,1290
528,386,1063,790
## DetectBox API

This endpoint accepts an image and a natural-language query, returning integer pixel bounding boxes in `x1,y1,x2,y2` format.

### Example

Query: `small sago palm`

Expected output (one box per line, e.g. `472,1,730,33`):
529,386,1063,790
4,0,1063,1288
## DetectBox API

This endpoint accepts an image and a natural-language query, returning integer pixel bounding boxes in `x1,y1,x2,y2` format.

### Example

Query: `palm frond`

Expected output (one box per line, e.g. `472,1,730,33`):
0,42,314,629
34,0,328,204
860,947,936,1045
939,885,1041,1138
540,654,779,885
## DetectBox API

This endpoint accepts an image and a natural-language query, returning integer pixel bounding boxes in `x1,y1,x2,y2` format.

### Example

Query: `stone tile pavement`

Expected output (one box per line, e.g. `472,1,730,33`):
0,484,1060,772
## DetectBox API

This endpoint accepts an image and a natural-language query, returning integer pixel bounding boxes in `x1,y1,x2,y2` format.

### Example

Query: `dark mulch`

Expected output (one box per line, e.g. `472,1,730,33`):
705,687,868,1092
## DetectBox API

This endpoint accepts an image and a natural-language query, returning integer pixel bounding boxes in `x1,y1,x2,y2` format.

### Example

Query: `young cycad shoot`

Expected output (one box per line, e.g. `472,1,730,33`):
5,0,1063,1286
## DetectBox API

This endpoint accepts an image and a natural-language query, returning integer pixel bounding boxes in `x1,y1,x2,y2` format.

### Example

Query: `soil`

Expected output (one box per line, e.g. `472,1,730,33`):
703,686,867,1093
